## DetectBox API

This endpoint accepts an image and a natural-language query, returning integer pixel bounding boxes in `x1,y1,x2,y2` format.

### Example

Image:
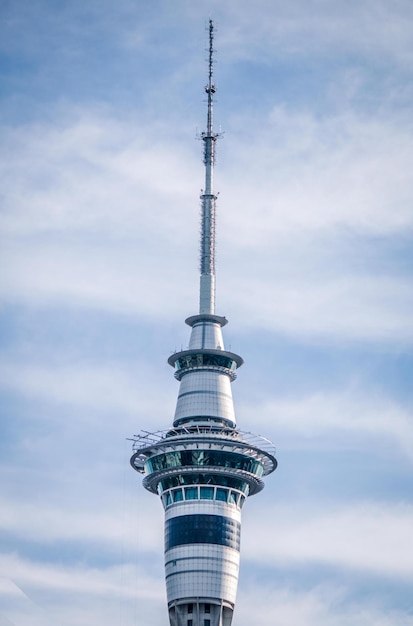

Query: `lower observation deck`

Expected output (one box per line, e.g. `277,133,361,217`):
130,426,277,493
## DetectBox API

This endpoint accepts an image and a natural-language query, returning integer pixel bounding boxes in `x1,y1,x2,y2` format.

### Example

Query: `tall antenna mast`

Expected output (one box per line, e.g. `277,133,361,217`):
199,19,218,315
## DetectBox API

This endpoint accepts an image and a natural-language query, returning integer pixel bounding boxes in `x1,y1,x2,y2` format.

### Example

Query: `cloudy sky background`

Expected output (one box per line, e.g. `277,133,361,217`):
1,1,413,625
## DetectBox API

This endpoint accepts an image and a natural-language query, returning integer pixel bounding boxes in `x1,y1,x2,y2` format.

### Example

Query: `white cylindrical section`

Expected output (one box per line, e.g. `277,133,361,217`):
199,274,215,315
166,545,239,605
188,321,224,350
166,499,240,523
174,370,236,425
165,501,241,606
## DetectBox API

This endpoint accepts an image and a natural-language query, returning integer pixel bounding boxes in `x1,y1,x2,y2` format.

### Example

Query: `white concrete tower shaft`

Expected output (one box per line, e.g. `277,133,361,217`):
199,19,218,315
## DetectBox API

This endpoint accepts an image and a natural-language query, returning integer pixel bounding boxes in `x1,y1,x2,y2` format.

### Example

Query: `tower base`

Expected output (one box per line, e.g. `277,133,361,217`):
168,599,234,626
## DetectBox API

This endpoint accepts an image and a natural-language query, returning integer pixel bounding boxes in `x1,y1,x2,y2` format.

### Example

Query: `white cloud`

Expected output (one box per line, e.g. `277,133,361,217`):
0,238,194,320
0,358,172,418
235,583,413,626
2,0,413,356
0,554,165,626
217,0,413,68
0,112,199,238
0,554,160,599
2,233,411,345
0,578,46,626
2,101,411,345
221,108,413,242
242,501,413,580
223,272,413,345
0,495,163,553
240,389,413,460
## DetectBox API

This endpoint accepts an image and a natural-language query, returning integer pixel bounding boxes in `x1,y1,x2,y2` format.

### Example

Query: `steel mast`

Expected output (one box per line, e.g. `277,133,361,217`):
199,19,218,315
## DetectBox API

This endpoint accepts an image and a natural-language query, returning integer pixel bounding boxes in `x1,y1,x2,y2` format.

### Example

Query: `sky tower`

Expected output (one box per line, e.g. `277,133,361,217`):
130,20,277,626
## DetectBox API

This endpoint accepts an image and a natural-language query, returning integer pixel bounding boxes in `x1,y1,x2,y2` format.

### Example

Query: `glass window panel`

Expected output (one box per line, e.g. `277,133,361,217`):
149,450,263,475
159,474,250,494
172,489,183,502
175,352,237,372
216,488,228,502
200,487,214,500
228,491,237,504
185,487,198,500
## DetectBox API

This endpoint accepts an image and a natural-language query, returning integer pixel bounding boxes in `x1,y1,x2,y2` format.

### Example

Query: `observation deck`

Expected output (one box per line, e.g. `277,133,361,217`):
130,426,277,498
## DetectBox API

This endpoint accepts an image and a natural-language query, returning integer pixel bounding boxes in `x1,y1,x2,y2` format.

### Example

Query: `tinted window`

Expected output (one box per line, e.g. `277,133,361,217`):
185,487,198,500
172,489,183,502
228,491,237,505
165,514,241,551
200,487,214,500
147,450,263,476
216,488,228,502
159,474,250,494
176,353,236,371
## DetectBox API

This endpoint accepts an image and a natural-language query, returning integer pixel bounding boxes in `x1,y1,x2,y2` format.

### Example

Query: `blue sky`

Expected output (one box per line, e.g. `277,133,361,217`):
1,1,413,625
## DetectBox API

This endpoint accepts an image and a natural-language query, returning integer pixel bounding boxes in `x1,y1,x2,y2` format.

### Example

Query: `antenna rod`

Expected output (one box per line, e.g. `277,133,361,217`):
199,19,218,315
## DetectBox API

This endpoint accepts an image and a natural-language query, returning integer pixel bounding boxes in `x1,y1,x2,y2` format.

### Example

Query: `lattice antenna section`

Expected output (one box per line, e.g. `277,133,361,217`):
199,19,219,315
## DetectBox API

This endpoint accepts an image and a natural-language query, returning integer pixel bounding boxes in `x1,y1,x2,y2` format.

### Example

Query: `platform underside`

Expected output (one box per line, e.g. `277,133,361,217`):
168,598,234,626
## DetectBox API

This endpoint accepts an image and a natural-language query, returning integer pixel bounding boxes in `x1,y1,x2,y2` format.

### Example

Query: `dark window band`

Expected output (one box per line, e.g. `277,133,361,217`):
165,568,239,581
165,555,238,568
175,353,237,372
177,390,233,401
159,473,250,493
165,514,240,551
147,449,263,476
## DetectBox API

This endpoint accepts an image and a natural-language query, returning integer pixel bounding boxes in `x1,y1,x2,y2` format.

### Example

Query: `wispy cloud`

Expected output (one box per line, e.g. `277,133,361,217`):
243,501,413,579
240,389,413,459
0,112,199,238
0,492,163,552
224,271,412,344
2,105,412,345
236,583,413,626
0,554,165,626
221,108,413,241
0,553,161,598
217,0,413,69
